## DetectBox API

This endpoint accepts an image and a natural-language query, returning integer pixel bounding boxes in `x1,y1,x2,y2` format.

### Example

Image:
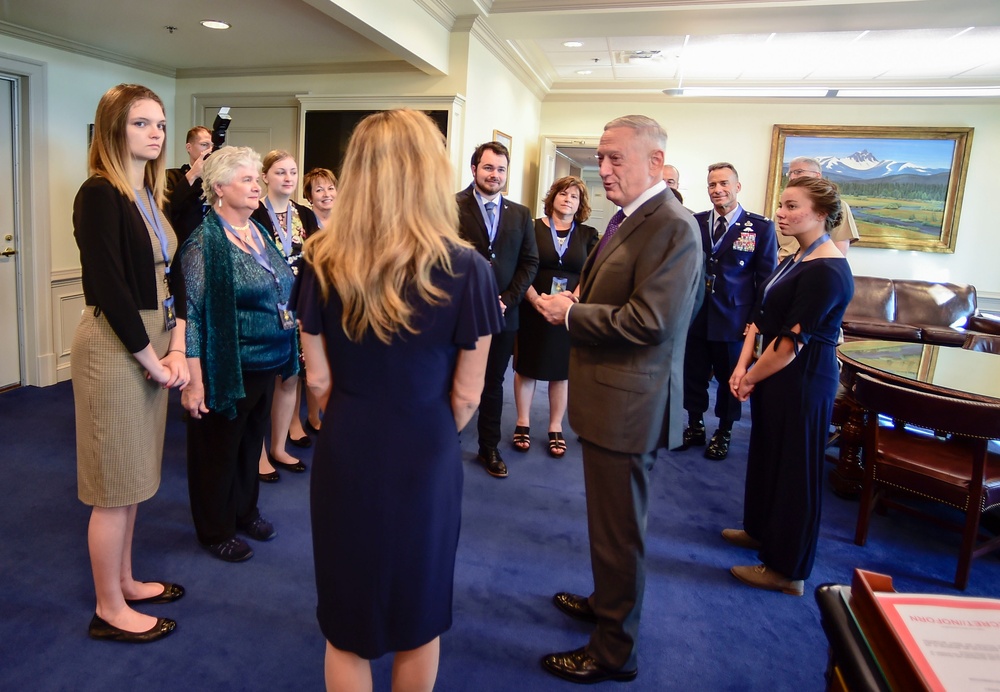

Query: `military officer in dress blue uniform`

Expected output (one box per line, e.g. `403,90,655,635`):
682,162,777,460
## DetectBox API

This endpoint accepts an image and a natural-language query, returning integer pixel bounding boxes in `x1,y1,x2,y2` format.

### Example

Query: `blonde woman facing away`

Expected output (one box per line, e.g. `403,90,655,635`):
297,109,502,691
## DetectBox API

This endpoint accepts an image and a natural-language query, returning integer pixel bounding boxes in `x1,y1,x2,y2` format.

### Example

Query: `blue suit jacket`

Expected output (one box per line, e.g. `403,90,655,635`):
690,206,777,342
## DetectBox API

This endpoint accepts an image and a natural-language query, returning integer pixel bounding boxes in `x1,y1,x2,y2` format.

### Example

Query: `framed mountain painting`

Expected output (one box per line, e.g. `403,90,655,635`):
764,125,974,253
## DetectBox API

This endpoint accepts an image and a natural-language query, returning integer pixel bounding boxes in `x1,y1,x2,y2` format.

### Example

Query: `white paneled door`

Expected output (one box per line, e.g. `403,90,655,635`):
0,77,21,389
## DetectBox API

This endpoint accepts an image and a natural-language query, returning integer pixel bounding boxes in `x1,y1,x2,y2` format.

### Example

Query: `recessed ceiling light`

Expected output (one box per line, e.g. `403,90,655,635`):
576,70,593,75
563,41,583,48
201,20,231,30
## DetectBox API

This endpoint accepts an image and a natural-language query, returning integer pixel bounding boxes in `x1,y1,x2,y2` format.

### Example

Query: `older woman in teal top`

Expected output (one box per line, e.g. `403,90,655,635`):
180,146,296,563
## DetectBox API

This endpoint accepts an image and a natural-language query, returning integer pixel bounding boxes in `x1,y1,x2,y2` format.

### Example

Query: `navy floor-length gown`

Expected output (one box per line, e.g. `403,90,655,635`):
296,246,501,659
742,256,854,580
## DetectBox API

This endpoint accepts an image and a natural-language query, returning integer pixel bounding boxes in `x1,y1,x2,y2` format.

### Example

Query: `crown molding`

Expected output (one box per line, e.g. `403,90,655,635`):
0,20,175,78
176,60,417,80
461,16,549,100
414,0,458,31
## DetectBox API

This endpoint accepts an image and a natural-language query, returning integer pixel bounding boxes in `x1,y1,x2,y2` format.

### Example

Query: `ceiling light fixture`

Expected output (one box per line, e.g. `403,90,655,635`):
663,87,832,98
200,20,231,30
577,70,593,75
837,86,1000,98
563,41,583,48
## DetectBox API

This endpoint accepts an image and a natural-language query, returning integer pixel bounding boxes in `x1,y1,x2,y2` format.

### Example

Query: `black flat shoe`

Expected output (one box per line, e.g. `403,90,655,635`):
477,448,508,478
125,582,185,605
287,433,311,449
705,429,732,460
304,419,322,435
541,647,637,684
258,470,280,483
553,592,597,624
269,455,306,473
88,613,176,643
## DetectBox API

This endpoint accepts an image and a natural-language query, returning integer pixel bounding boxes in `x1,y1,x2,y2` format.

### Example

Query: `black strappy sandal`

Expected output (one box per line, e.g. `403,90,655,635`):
548,432,567,458
512,425,531,452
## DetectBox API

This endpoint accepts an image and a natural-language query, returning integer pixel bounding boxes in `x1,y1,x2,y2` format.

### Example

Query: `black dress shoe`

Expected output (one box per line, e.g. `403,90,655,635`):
269,455,307,473
541,647,637,684
88,613,176,643
304,419,322,435
553,592,597,624
258,470,280,483
682,423,706,448
239,514,277,542
705,429,732,460
478,448,508,478
125,582,185,605
287,433,312,449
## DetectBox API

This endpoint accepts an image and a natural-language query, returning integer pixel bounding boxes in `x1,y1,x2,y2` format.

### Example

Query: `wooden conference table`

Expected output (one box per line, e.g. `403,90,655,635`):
830,339,1000,497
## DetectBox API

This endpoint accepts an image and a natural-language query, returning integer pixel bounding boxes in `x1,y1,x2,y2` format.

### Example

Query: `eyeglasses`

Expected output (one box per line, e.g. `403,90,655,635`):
788,168,821,177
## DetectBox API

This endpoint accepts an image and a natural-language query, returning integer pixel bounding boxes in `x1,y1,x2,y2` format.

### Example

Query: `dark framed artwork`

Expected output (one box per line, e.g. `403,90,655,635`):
764,125,974,253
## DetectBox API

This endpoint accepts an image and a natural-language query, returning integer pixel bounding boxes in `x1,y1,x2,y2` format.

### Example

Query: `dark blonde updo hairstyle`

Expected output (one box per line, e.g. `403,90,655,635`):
303,168,338,203
542,176,591,223
262,149,295,176
786,176,843,233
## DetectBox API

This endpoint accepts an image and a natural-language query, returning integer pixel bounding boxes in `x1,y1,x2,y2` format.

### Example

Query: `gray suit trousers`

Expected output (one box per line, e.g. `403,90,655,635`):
581,438,656,670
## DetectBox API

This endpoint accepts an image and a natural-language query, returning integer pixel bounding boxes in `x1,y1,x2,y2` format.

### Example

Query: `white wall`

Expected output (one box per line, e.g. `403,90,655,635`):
540,98,1000,298
0,35,175,383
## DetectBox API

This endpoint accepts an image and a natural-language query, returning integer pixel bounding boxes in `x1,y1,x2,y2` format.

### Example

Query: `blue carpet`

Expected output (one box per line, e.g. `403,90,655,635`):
1,376,998,690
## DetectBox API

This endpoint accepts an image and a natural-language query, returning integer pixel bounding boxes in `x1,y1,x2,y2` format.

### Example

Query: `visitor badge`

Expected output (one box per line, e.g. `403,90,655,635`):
550,277,569,295
278,302,296,330
163,296,177,331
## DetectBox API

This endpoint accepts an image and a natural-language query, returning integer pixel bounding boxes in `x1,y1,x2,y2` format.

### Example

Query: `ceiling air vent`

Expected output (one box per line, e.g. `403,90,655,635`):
613,50,662,65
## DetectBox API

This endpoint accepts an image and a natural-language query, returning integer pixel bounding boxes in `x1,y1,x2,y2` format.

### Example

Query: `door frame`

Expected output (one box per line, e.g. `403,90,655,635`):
0,53,54,386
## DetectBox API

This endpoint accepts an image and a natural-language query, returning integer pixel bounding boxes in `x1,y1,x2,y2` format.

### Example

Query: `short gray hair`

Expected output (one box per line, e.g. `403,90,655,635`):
201,146,262,206
605,115,667,150
789,156,822,174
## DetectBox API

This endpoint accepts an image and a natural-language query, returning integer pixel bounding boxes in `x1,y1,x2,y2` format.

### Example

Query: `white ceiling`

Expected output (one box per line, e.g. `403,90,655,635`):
1,0,998,93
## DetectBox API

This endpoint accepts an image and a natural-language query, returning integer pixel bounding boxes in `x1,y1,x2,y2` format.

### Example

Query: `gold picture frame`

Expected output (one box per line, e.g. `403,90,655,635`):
492,129,512,194
764,125,974,253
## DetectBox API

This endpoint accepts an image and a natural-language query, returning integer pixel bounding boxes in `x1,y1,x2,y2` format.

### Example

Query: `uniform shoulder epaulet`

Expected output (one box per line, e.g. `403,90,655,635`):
747,211,771,222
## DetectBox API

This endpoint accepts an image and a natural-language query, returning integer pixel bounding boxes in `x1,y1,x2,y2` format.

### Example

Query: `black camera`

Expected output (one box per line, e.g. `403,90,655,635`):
211,107,231,151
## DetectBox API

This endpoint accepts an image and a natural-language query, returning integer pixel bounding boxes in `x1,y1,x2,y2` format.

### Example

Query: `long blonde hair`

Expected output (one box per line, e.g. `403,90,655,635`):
88,84,167,206
304,109,467,344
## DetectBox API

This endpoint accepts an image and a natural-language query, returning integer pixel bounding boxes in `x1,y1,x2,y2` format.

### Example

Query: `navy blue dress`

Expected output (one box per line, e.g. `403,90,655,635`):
296,246,501,659
742,257,854,580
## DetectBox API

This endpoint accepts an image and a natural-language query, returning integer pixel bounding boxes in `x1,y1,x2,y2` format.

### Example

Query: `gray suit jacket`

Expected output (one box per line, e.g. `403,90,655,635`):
567,190,703,454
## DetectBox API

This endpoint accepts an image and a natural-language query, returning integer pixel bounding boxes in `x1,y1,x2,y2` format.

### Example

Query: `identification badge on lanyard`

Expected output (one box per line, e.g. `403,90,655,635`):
163,295,177,331
753,332,764,360
278,301,296,330
550,277,568,295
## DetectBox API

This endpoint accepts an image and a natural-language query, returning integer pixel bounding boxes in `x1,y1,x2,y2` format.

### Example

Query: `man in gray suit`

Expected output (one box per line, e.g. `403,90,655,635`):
535,115,702,683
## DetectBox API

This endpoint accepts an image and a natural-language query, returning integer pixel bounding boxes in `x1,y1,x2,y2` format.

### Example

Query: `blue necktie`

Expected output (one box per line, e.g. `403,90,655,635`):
596,208,626,255
485,201,496,228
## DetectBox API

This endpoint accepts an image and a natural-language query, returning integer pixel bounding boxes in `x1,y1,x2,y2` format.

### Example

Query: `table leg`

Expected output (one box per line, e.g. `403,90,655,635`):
830,399,865,499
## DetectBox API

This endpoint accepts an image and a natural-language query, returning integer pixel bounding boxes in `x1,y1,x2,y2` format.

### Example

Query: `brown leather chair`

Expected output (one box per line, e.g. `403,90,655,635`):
963,332,1000,354
851,373,1000,589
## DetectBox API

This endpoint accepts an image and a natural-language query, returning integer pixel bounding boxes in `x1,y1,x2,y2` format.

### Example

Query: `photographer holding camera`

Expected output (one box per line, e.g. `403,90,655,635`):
165,109,231,253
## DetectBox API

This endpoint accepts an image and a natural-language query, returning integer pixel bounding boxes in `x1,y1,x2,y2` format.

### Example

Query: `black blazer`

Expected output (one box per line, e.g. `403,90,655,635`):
164,165,207,254
74,176,181,353
456,184,539,331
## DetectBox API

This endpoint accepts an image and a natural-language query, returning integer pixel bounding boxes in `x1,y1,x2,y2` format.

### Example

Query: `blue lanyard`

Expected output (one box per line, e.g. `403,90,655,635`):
218,213,281,290
134,188,170,277
549,217,575,265
761,233,830,305
264,197,293,257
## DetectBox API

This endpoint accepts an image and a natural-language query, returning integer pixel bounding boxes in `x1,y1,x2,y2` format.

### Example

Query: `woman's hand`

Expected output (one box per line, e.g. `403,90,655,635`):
734,376,755,402
728,365,747,398
181,383,209,419
145,361,173,387
161,351,190,389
